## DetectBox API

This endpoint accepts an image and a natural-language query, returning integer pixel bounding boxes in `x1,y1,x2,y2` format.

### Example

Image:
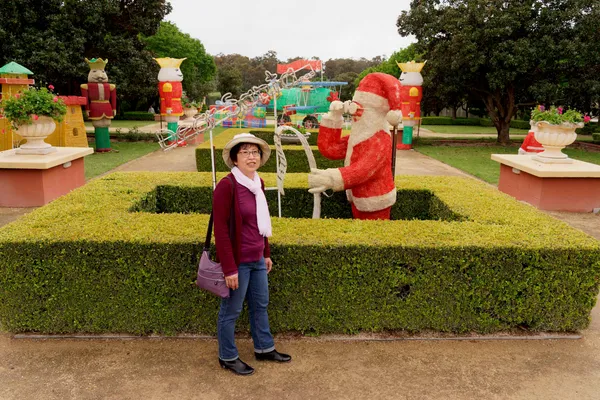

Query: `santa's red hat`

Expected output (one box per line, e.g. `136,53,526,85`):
353,72,403,126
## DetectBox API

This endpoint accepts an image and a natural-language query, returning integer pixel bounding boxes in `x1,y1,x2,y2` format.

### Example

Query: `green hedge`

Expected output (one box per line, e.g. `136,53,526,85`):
577,123,599,136
196,128,341,172
131,186,463,222
248,129,319,146
118,111,155,121
421,116,531,130
1,172,599,335
592,132,600,143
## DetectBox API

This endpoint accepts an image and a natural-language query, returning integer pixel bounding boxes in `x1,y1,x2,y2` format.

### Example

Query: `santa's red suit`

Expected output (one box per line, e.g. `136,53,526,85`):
519,131,544,154
158,81,183,116
315,73,403,220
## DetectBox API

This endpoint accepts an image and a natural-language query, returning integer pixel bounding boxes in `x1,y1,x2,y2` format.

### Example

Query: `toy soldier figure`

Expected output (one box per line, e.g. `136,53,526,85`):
81,58,116,152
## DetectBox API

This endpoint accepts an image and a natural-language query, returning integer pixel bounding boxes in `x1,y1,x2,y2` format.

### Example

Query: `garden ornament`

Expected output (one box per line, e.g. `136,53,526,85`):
397,60,426,150
155,57,186,146
308,72,403,220
80,58,117,152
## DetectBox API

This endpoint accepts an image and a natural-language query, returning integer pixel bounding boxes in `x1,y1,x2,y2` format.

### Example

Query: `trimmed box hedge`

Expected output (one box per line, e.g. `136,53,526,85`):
118,111,155,121
0,172,599,335
196,128,344,172
421,116,531,130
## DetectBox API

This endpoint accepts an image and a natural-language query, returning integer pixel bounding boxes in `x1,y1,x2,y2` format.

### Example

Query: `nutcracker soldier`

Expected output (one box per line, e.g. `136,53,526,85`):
397,61,426,150
81,58,117,152
154,57,186,146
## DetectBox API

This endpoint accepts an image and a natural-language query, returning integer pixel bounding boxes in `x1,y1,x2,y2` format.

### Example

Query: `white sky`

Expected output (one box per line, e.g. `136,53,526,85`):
166,0,415,61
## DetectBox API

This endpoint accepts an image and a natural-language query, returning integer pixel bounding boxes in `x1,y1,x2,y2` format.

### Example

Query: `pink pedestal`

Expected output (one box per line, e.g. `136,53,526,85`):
0,147,93,207
492,154,600,212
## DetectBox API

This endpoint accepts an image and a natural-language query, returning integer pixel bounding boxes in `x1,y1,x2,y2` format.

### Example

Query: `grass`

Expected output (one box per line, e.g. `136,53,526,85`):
84,120,156,129
416,143,600,185
84,141,160,180
424,125,530,135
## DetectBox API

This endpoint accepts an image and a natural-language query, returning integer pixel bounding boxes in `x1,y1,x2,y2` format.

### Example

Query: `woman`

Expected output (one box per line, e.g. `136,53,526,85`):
213,133,291,376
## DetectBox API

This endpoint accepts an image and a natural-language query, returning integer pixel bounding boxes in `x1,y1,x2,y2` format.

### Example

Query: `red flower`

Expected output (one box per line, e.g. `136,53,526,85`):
557,106,563,115
584,115,591,123
48,84,55,90
53,96,58,103
14,93,20,99
32,114,39,121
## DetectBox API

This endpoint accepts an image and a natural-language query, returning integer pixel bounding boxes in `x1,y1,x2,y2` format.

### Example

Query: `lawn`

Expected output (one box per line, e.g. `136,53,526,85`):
84,120,156,129
84,141,160,180
424,125,530,135
416,143,600,185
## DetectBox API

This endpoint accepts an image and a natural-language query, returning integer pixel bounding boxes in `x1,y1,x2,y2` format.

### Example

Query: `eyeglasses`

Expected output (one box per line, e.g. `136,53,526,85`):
239,150,261,158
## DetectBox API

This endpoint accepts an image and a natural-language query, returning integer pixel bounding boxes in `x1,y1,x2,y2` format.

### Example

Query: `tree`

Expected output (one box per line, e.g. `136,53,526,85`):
0,0,172,112
355,44,422,85
142,21,216,102
216,64,243,98
397,0,600,144
333,72,359,101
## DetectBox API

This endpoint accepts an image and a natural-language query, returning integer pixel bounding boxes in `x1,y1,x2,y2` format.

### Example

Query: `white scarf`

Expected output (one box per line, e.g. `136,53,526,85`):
231,167,272,237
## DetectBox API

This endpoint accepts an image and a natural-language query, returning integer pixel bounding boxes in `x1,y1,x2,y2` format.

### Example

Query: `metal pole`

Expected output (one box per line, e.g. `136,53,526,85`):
272,83,282,217
209,128,216,190
391,126,398,176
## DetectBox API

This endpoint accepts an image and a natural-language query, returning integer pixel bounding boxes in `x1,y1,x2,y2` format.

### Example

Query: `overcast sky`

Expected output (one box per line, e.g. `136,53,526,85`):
166,0,415,61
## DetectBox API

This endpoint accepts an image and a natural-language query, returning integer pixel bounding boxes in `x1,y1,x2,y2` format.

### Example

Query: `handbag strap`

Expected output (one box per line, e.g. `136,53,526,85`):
204,176,234,251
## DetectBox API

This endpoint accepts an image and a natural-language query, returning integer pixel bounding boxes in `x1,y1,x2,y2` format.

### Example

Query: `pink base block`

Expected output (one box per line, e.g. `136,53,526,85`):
498,164,600,212
0,158,86,207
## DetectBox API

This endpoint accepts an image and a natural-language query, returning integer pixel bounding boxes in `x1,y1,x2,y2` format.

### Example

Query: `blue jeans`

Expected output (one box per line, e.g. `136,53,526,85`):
217,257,275,361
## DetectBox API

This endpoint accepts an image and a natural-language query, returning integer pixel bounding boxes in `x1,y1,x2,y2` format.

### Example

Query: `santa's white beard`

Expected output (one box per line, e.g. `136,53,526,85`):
345,108,389,167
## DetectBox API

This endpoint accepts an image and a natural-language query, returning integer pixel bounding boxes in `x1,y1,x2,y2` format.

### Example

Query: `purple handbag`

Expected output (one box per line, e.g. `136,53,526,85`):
196,247,230,298
196,177,234,298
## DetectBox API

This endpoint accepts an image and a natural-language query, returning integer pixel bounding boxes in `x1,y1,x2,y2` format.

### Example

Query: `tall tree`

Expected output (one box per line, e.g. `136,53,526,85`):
142,21,216,102
0,0,172,112
397,0,600,144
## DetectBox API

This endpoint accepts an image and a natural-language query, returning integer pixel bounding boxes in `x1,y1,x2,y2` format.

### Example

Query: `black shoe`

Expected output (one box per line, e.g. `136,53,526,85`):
219,358,255,376
254,349,292,363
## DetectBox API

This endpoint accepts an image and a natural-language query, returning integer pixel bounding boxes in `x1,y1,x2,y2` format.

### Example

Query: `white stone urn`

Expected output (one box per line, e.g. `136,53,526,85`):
183,107,198,121
15,116,58,155
532,120,583,164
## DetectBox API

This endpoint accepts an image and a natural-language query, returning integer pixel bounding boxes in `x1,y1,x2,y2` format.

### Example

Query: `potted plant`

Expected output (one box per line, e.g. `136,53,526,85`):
181,93,199,121
530,105,585,163
1,86,67,154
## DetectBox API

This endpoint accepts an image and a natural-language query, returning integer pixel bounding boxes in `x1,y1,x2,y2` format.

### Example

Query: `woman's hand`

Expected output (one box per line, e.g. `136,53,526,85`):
265,257,273,273
225,273,239,290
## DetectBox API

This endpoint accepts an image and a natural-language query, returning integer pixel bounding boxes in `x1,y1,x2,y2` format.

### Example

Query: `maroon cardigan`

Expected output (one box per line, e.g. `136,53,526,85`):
213,173,271,276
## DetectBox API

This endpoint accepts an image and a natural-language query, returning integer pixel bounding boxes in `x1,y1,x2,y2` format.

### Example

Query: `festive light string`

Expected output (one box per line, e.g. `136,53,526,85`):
156,66,317,150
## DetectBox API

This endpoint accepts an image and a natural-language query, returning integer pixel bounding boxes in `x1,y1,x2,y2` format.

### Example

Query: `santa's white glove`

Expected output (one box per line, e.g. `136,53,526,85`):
343,101,359,115
308,168,344,194
386,110,403,127
324,100,344,119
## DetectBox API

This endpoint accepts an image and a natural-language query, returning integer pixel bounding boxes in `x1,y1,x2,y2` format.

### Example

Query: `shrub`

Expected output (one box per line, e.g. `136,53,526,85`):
510,120,531,130
118,112,155,121
592,132,600,143
0,172,599,335
577,123,599,136
422,117,454,125
196,128,338,172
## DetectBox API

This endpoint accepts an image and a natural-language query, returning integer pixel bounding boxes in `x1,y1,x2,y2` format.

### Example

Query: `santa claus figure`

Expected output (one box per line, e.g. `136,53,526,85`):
397,61,426,150
308,72,403,220
519,125,544,155
80,58,117,152
154,57,186,146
